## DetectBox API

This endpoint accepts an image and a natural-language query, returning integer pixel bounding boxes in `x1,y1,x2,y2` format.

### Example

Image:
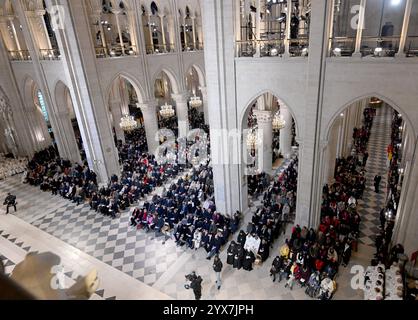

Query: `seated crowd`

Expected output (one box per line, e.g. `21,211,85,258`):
129,160,242,259
267,107,376,300
226,158,298,272
24,129,183,218
0,153,27,180
248,172,271,197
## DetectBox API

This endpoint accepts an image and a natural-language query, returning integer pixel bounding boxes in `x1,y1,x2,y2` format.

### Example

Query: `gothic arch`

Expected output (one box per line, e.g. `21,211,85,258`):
324,93,416,143
106,72,146,107
151,67,180,94
240,90,300,139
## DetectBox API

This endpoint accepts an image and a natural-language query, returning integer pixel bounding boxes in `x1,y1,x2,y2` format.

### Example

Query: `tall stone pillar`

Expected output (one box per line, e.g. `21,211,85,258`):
295,0,331,228
138,101,159,155
56,111,81,164
110,100,125,143
325,118,340,184
172,92,190,138
396,0,413,58
199,86,209,125
280,105,293,159
353,0,367,57
202,0,242,217
254,110,273,175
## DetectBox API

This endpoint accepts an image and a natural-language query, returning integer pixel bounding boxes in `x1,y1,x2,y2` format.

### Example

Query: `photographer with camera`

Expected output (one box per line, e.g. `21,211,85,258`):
3,193,17,215
185,271,203,300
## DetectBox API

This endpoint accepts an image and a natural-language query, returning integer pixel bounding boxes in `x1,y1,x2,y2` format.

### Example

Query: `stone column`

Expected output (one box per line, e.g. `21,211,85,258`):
199,86,209,125
353,0,367,57
326,119,340,183
172,92,190,138
396,0,413,58
336,114,345,158
126,10,138,53
56,111,81,164
36,9,53,51
0,17,17,52
183,16,188,50
280,104,293,159
148,14,155,53
113,10,125,55
110,100,125,143
255,0,262,57
191,16,197,49
26,107,51,150
7,18,23,55
284,1,292,57
254,110,273,175
202,0,242,217
159,14,167,52
138,101,159,155
295,0,331,228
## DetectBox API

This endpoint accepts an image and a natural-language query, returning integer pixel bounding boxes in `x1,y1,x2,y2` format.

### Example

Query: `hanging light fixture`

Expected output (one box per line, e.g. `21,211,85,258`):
189,95,203,109
246,129,258,150
119,114,138,132
272,112,286,131
159,102,175,118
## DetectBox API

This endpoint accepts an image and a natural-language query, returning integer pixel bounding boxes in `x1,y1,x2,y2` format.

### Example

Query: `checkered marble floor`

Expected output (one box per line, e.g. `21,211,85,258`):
357,105,393,246
0,174,186,287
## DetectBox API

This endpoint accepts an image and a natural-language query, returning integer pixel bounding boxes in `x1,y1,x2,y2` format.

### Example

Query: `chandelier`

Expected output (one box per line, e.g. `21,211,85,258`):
246,129,258,150
272,113,286,131
119,114,138,132
189,95,203,109
159,102,175,118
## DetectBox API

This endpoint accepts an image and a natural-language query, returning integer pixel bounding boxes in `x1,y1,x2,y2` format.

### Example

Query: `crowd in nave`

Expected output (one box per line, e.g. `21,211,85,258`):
226,159,298,272
189,108,208,132
129,160,242,259
23,128,186,218
263,108,377,300
0,153,27,180
248,172,271,197
116,127,148,157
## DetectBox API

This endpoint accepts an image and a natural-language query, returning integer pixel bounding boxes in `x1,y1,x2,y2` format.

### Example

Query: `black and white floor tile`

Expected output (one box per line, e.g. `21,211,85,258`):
357,105,393,246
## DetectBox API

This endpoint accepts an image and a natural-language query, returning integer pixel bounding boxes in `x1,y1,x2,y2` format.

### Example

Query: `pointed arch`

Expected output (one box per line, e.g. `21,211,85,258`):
151,67,180,94
240,89,300,138
325,93,416,142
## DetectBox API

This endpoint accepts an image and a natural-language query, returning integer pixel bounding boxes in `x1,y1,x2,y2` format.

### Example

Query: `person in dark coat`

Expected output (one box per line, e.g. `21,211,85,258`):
233,245,244,270
258,239,270,262
190,274,203,300
213,255,223,290
237,230,247,247
270,256,283,282
3,193,17,214
374,175,382,193
226,241,236,265
243,250,255,271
